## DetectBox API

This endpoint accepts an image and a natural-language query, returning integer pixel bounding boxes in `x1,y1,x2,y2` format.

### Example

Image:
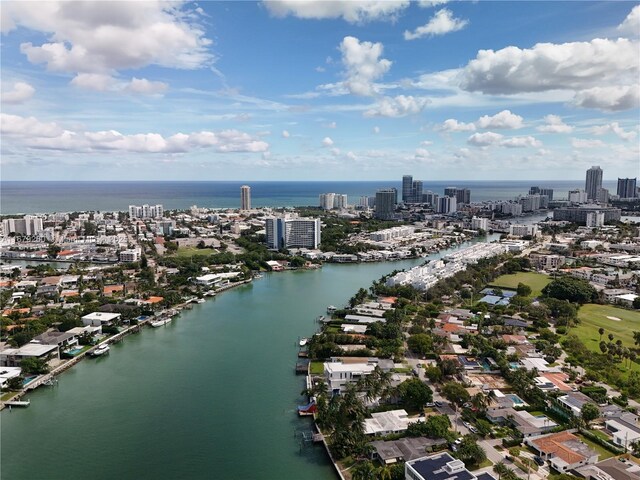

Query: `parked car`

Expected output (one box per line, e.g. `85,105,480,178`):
534,456,545,466
434,401,443,407
425,402,435,407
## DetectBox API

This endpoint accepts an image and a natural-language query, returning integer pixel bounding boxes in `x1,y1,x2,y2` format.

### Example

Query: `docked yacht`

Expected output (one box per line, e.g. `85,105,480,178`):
90,344,110,356
151,317,172,328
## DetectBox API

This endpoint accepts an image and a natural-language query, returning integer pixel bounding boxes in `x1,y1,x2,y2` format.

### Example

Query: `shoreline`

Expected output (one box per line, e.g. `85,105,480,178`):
0,278,252,411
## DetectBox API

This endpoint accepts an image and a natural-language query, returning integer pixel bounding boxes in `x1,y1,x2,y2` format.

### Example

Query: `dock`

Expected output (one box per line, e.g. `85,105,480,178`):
3,400,30,408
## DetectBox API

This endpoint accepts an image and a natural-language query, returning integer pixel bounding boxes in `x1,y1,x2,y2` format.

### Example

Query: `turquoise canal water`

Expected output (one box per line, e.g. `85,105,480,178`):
1,238,496,479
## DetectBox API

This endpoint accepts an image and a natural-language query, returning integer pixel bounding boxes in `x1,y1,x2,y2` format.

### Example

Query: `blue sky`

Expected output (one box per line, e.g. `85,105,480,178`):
1,0,639,181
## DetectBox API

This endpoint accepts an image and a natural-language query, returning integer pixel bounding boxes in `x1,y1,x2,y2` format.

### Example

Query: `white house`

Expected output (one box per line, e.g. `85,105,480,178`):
81,312,121,327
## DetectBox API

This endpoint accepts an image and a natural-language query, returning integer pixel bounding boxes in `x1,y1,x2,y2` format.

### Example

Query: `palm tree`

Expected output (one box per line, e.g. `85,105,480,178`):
493,462,509,480
633,331,640,347
471,392,488,413
608,333,615,342
598,327,605,342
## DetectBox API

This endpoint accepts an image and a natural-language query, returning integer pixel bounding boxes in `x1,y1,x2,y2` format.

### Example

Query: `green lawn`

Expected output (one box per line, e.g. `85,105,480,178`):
576,433,616,460
489,272,551,297
309,361,324,375
169,246,216,258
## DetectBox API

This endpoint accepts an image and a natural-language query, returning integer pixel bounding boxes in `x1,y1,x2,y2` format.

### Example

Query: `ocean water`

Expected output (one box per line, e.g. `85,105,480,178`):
1,180,616,215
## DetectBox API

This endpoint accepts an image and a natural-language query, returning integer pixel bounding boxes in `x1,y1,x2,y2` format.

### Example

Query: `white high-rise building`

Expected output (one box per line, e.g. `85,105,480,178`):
2,216,44,236
240,185,251,210
436,196,457,214
265,216,321,250
586,211,605,228
471,217,489,231
129,204,164,219
319,193,335,210
509,224,538,237
501,202,523,216
333,194,348,210
568,189,588,204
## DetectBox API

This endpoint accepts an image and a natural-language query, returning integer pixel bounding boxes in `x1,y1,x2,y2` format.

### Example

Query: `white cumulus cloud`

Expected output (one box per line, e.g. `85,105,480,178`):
322,136,334,147
282,130,291,138
590,122,637,141
1,113,269,154
572,85,640,111
1,81,35,104
404,8,468,40
439,119,476,132
476,110,523,129
339,36,392,96
4,1,211,90
364,95,430,117
264,1,410,23
460,38,639,101
536,115,573,134
500,136,542,148
467,132,503,147
618,5,640,37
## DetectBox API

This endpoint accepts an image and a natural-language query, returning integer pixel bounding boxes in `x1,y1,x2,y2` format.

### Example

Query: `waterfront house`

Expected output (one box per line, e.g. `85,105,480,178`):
32,331,79,354
81,312,121,327
525,431,599,473
575,456,640,480
324,357,393,394
0,343,59,367
370,437,447,465
364,409,419,435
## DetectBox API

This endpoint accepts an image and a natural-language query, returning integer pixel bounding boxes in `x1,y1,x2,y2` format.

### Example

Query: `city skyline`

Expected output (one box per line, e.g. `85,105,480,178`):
1,1,639,181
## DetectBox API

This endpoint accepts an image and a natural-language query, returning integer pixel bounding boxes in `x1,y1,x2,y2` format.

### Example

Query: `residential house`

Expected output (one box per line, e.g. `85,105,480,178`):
557,392,599,418
405,452,497,480
81,312,121,327
370,437,447,465
364,409,420,435
0,343,59,367
486,407,557,437
525,431,599,473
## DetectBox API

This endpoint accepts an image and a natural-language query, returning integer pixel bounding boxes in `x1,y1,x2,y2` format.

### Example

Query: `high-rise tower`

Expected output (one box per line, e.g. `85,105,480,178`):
240,185,251,210
585,166,603,201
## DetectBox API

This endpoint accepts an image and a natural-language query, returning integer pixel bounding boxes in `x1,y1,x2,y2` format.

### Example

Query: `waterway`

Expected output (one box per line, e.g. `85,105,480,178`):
1,237,496,480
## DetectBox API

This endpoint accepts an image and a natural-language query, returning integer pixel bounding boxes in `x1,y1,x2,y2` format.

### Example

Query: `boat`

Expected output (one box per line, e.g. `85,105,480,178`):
299,337,308,347
90,344,110,356
151,317,172,328
326,305,337,314
196,298,206,304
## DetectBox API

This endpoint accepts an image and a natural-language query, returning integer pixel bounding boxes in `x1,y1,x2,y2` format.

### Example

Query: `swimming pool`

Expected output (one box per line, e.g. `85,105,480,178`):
506,394,527,406
65,347,84,356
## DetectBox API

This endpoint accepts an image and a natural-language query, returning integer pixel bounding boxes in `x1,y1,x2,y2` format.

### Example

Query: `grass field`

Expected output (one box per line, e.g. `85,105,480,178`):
576,304,640,351
573,304,640,378
170,246,216,258
309,361,324,375
489,272,551,297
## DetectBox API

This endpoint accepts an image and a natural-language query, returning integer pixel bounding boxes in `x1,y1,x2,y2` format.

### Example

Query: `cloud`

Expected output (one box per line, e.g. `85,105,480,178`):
536,115,573,133
404,8,468,40
467,131,541,148
125,77,168,95
70,73,168,95
1,113,268,154
414,148,431,159
1,81,35,104
322,136,334,147
571,138,606,149
339,36,392,96
282,130,290,138
476,110,523,129
364,95,430,117
618,5,640,37
325,121,337,128
372,126,380,134
418,0,450,7
439,118,476,132
263,1,410,23
500,136,542,148
460,38,639,101
5,1,211,87
572,85,640,111
590,122,637,141
467,132,503,147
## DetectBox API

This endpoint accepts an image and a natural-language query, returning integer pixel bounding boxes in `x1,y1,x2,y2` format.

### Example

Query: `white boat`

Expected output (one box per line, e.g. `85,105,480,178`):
151,317,172,328
299,337,308,347
91,344,110,356
196,298,206,304
327,305,337,314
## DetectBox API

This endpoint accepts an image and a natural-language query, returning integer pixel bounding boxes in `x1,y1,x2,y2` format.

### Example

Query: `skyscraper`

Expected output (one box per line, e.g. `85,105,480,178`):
375,189,397,220
444,187,470,205
402,175,413,203
585,166,603,201
240,185,251,210
265,217,321,250
412,180,423,204
617,178,638,199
